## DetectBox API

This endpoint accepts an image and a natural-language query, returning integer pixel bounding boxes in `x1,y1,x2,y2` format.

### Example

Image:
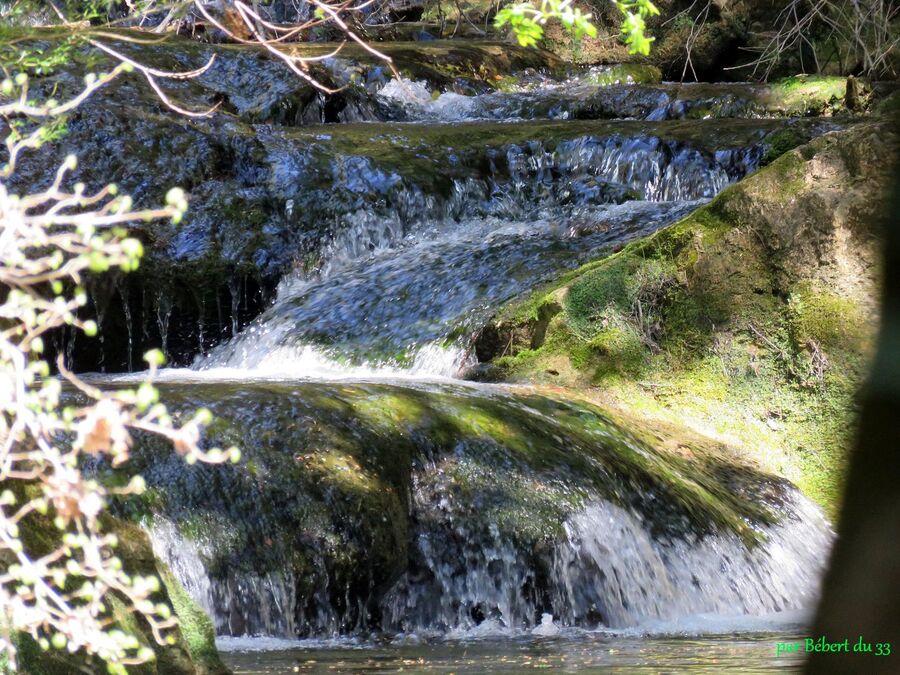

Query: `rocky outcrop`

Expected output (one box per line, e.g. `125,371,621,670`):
9,31,880,375
15,28,829,372
123,380,826,637
474,121,896,513
8,29,563,371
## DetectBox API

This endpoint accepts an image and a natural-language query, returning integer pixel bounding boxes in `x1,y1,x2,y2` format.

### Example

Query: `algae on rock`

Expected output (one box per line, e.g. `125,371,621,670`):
475,121,895,516
109,379,806,636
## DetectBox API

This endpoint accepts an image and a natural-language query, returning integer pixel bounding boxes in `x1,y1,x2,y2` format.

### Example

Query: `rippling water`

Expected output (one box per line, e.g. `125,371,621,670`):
219,628,807,673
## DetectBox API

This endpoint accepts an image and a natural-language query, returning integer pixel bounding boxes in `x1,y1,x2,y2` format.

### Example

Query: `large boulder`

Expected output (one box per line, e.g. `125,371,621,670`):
474,120,896,514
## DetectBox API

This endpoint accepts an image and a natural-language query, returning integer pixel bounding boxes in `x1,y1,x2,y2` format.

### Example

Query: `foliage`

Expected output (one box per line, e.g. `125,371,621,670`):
615,0,659,55
0,32,241,675
494,0,597,47
496,0,659,54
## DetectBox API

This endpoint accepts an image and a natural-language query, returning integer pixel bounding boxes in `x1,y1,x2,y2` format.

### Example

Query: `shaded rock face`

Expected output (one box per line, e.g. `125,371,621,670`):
107,380,831,638
7,31,563,371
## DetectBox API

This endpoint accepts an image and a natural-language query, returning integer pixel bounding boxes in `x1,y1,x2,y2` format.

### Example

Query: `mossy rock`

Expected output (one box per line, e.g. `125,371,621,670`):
787,281,869,355
475,121,895,516
89,375,809,636
767,75,849,116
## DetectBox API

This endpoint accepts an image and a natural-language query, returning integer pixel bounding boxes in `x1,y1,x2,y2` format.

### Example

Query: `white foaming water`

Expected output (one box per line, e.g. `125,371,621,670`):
381,491,832,636
212,610,812,652
154,491,830,640
149,518,215,619
532,613,561,637
190,336,472,381
378,78,482,121
377,77,434,107
596,608,812,638
374,74,775,124
547,497,832,627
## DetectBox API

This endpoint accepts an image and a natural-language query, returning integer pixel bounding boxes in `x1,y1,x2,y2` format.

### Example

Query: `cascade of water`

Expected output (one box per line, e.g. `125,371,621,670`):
193,114,775,380
155,290,173,360
149,518,298,637
90,285,114,373
149,519,215,620
116,279,134,372
228,278,241,338
129,62,842,652
547,496,831,626
376,76,790,123
129,379,835,641
380,462,831,635
150,456,832,638
194,201,701,377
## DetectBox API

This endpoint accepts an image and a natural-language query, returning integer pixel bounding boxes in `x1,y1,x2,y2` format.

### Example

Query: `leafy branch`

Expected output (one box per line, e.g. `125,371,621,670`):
495,0,659,54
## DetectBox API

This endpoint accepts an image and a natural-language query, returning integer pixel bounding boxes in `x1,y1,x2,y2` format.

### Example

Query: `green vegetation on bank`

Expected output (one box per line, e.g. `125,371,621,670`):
477,122,893,517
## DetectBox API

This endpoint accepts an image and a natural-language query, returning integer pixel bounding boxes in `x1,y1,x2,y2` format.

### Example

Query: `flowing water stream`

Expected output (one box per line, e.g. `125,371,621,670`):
112,53,840,672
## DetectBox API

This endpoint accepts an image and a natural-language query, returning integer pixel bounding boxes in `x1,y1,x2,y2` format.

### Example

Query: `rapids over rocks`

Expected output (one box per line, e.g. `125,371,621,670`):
73,36,841,656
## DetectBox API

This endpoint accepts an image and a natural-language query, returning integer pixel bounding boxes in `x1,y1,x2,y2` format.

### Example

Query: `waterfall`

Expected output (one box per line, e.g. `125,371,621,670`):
137,380,834,641
150,461,831,637
121,61,844,651
191,106,775,380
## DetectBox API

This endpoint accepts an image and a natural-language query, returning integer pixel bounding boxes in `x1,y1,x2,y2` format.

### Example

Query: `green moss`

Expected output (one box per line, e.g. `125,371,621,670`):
158,564,225,674
566,256,637,337
761,127,811,165
127,378,796,556
757,148,809,195
787,282,867,354
588,317,647,378
479,128,883,518
769,75,847,115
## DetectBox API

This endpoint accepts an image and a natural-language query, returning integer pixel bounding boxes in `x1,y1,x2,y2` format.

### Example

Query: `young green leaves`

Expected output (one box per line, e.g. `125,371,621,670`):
617,0,660,55
495,0,659,55
495,0,597,48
